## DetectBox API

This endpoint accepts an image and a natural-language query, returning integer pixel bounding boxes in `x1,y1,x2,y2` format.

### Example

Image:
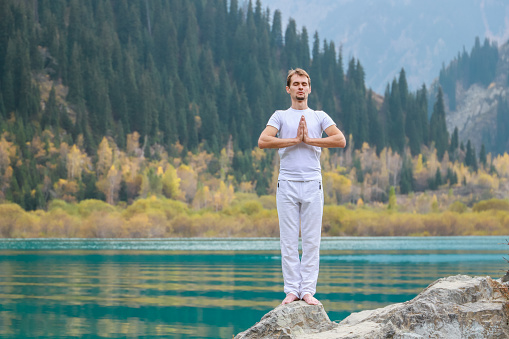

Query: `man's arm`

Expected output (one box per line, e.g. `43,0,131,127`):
302,119,346,148
258,125,302,149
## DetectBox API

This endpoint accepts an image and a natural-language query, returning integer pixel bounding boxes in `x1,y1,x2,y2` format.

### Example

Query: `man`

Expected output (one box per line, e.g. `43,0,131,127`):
258,68,346,305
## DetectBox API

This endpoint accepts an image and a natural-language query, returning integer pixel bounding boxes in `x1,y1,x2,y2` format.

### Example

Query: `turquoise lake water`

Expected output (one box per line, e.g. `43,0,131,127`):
0,236,508,338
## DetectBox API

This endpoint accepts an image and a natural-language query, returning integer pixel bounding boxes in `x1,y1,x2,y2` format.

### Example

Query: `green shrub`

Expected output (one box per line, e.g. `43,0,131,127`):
472,199,509,212
448,201,467,213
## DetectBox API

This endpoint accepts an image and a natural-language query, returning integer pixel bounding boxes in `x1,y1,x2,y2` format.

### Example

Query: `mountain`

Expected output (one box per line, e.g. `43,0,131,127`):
441,39,509,155
0,0,399,208
266,0,509,93
0,0,489,211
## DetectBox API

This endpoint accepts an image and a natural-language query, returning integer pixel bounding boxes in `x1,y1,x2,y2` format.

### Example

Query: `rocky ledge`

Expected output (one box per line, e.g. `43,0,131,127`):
235,275,509,339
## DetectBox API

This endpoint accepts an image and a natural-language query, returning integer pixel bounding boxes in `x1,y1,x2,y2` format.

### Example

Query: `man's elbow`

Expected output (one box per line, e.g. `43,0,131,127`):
337,136,346,148
258,138,266,149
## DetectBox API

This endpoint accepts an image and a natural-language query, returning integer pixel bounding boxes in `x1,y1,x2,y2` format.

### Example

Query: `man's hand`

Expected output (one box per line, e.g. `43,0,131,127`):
298,115,347,148
300,115,309,143
258,125,302,149
296,115,305,142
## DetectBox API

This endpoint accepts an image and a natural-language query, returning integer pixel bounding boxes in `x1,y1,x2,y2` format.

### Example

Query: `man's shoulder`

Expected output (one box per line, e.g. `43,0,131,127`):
275,108,292,113
312,109,326,115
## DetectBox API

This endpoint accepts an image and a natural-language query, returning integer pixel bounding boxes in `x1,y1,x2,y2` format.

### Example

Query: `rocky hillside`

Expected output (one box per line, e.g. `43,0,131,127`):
444,41,509,154
267,0,509,93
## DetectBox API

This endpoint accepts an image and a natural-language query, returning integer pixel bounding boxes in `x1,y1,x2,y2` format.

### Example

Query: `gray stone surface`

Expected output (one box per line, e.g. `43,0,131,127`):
444,42,509,153
236,275,509,339
234,301,338,339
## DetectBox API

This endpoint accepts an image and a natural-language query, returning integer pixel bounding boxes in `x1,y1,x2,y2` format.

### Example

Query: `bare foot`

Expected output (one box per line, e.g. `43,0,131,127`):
302,293,320,305
281,293,299,305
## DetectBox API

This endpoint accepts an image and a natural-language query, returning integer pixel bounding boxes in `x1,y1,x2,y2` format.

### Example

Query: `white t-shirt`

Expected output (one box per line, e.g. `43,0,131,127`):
267,108,336,181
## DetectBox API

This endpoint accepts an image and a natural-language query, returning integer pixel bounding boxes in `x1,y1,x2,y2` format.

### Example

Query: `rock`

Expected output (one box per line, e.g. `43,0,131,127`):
236,275,509,339
234,301,338,339
443,41,509,153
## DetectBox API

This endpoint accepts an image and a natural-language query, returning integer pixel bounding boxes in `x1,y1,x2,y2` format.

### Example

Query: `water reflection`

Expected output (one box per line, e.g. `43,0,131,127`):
0,237,506,338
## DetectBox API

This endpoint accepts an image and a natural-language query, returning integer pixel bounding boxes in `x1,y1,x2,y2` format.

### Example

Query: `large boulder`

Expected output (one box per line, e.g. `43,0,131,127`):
236,275,509,339
234,301,338,338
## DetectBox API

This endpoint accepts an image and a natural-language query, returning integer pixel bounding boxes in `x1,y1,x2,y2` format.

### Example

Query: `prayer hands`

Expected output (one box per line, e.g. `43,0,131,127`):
296,115,309,144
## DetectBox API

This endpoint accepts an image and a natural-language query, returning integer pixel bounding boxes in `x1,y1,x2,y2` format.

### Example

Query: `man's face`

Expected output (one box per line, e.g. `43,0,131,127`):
286,74,311,101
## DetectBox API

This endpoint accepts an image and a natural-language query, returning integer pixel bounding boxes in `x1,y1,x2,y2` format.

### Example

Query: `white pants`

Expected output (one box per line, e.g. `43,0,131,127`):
276,180,323,299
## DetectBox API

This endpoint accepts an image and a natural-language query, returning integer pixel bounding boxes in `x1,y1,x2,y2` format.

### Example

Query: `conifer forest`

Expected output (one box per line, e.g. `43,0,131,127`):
1,0,509,237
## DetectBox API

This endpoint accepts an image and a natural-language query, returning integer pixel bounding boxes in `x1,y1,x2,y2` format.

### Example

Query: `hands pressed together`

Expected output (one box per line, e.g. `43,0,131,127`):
258,114,345,149
296,115,310,144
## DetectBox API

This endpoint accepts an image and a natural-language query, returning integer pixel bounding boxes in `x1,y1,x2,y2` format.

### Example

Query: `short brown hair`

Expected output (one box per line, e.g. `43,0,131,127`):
286,68,311,87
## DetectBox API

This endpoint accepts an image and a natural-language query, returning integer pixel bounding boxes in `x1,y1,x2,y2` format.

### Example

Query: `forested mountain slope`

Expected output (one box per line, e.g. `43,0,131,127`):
438,37,509,155
0,0,491,211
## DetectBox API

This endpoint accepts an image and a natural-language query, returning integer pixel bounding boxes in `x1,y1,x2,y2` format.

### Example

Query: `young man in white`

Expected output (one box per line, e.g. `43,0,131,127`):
258,68,346,305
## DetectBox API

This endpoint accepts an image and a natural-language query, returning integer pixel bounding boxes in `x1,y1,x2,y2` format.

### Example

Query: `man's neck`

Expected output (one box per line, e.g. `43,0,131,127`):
291,100,308,110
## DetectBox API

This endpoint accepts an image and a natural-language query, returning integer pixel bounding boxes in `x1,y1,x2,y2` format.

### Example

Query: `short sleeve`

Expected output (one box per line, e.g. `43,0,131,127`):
320,111,336,131
267,111,281,131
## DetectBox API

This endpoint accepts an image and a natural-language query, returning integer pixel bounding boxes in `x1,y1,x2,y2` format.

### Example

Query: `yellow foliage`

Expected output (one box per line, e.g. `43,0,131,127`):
192,185,211,209
124,210,169,238
240,200,263,215
472,199,509,212
0,203,31,237
48,199,79,215
80,211,124,238
212,181,235,211
475,171,499,190
126,132,141,156
0,135,15,173
67,144,87,180
448,201,467,213
157,166,163,176
30,135,47,161
493,153,509,178
161,164,181,200
187,151,212,174
39,208,80,237
177,164,197,203
323,171,352,204
239,181,255,193
5,193,509,237
122,196,188,221
251,147,266,162
320,148,331,171
96,164,122,204
53,179,79,203
414,154,424,174
258,195,276,209
97,137,113,176
77,199,117,217
322,205,349,235
431,194,439,213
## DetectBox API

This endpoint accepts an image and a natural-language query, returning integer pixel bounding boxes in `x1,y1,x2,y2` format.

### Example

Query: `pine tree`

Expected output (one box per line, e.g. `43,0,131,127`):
417,85,429,146
479,143,487,167
367,90,384,154
496,98,509,154
398,68,408,110
406,94,421,156
399,156,414,194
44,85,59,129
67,43,84,103
449,127,459,159
388,79,405,153
299,27,310,70
435,168,442,187
446,167,458,186
271,10,283,48
465,140,478,172
429,87,449,159
283,19,299,69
